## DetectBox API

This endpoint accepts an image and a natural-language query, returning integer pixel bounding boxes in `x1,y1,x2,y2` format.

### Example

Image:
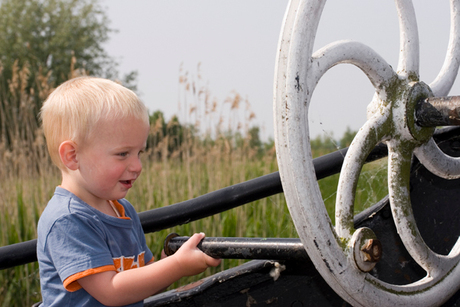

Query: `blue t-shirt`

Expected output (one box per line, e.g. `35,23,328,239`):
37,187,153,306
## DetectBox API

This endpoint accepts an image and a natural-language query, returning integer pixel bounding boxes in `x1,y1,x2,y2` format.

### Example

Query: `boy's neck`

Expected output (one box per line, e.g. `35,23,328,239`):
60,173,119,218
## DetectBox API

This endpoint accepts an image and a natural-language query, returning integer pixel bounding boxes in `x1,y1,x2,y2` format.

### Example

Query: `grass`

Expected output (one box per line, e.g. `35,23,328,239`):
0,143,388,306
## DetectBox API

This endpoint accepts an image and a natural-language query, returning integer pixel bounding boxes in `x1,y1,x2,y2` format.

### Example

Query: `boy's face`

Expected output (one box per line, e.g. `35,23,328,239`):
73,116,149,207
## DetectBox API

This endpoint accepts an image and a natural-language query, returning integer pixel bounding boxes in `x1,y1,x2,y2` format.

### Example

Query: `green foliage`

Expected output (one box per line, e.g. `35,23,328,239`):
147,110,269,161
339,126,357,148
247,126,263,154
147,110,194,159
0,0,137,150
0,123,389,305
0,0,116,86
310,126,358,157
310,133,339,157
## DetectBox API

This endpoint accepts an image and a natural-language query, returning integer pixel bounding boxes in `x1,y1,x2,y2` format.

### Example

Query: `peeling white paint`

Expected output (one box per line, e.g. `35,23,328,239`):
274,0,460,306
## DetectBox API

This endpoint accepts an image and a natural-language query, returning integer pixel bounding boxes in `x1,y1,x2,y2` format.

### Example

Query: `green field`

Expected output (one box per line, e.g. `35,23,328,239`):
0,137,388,306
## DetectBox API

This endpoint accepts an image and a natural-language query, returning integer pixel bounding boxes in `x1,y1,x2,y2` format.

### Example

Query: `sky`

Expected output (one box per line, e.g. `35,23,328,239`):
102,0,459,142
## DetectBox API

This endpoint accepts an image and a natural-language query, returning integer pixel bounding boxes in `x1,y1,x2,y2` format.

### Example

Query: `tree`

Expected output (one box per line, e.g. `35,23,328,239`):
0,0,126,87
339,127,357,148
248,126,262,150
147,111,191,158
310,133,338,157
0,0,136,148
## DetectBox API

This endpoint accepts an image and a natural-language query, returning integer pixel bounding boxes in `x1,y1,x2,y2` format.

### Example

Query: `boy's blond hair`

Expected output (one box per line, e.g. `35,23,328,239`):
40,76,149,170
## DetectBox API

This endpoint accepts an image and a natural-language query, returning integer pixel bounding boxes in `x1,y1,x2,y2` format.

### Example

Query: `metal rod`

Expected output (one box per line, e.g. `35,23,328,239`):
416,96,460,127
0,240,37,270
164,233,309,261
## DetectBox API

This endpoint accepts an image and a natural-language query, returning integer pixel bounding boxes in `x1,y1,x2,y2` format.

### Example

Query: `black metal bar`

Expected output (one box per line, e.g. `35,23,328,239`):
0,240,37,270
164,234,309,261
139,172,283,234
138,142,388,234
416,96,460,127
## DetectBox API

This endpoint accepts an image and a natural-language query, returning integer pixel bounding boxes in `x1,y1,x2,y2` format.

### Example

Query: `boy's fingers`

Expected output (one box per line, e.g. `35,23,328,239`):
179,233,221,268
206,256,222,267
186,232,205,247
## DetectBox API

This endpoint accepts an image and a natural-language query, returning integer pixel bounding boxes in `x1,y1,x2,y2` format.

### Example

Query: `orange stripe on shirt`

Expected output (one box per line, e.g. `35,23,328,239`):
111,200,131,220
64,253,152,291
63,265,116,292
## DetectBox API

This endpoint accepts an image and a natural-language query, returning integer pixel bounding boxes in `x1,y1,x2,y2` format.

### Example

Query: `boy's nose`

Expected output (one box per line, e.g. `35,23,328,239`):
129,156,143,174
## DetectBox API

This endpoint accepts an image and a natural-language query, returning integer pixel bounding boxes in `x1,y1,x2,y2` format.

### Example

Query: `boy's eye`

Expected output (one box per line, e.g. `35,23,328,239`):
118,152,128,157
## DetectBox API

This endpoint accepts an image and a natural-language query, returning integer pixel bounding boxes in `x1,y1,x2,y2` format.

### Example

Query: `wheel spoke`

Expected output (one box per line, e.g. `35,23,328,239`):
311,41,396,92
414,139,460,179
395,0,420,78
387,140,458,275
335,112,390,239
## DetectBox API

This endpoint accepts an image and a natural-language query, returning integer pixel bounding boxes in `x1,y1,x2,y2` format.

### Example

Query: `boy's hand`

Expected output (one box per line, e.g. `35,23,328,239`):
79,233,221,305
172,233,221,276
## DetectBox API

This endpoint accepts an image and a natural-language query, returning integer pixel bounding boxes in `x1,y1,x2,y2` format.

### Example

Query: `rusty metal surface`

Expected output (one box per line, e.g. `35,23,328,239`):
416,96,460,127
144,259,350,307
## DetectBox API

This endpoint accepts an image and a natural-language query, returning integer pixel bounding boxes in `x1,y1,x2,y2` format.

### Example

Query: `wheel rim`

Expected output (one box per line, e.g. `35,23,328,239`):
274,1,460,306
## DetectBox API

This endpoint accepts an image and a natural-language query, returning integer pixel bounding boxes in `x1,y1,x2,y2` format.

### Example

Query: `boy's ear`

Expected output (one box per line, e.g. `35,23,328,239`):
59,140,79,171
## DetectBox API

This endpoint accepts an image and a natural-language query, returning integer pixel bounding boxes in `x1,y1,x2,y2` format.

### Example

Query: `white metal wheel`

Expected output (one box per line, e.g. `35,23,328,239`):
274,0,460,306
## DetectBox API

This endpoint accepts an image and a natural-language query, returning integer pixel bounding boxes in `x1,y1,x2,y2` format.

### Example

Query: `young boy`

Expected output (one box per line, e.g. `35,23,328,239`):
37,76,221,306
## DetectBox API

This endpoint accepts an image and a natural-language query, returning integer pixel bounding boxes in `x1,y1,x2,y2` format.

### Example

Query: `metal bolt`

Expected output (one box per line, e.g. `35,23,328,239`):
361,239,382,262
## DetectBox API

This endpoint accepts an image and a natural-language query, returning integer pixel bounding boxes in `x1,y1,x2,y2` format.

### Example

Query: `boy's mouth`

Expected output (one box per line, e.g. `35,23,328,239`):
120,180,133,188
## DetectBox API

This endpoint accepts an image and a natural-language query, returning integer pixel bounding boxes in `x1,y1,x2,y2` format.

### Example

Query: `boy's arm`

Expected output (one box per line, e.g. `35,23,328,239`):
78,233,221,306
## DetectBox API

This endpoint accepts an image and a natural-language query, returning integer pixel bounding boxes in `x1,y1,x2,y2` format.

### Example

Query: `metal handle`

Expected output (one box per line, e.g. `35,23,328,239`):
163,233,309,261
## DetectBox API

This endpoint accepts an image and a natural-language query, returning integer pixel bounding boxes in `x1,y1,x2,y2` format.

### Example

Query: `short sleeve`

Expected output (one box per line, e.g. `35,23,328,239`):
42,214,116,289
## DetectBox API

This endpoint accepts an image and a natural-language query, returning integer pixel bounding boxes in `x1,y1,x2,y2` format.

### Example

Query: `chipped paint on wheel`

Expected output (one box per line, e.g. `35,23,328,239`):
274,0,460,306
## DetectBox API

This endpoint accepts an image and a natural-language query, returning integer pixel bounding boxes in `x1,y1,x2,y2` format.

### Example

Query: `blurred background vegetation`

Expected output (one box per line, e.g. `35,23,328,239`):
0,0,388,305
